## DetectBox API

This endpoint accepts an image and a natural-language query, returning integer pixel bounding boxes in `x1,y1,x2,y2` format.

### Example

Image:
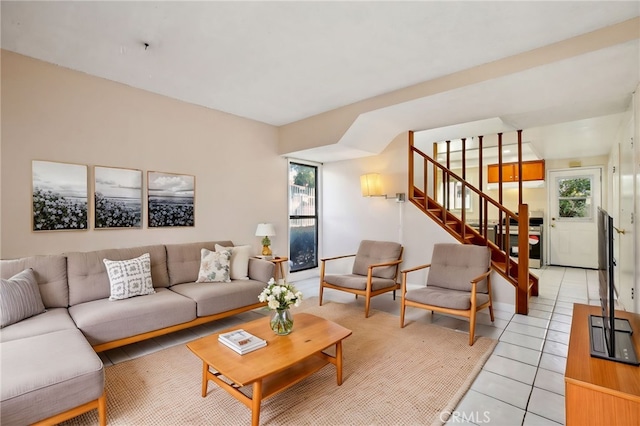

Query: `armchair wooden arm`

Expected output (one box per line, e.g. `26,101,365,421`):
320,253,356,262
367,258,403,271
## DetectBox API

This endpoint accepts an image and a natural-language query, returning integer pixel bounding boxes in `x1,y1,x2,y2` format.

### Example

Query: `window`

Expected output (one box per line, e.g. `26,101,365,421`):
289,162,318,272
556,176,592,220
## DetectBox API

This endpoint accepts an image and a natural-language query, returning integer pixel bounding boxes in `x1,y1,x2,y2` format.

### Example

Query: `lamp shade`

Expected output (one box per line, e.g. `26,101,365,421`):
255,223,276,237
360,173,383,197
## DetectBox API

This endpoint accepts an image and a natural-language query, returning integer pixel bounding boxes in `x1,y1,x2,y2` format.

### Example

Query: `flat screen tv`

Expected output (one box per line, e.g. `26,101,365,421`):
589,207,638,365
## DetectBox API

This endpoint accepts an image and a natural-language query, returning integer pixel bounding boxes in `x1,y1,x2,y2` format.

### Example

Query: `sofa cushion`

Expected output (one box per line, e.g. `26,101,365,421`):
0,255,68,308
0,308,77,343
405,286,490,310
323,274,397,291
196,249,231,283
165,241,233,286
103,253,155,300
1,269,46,328
215,244,251,280
68,288,196,346
66,244,169,306
427,244,491,293
0,329,104,425
170,280,266,317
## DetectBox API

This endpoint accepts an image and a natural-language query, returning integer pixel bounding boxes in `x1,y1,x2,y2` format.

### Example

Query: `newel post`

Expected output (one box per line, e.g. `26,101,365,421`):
516,203,530,315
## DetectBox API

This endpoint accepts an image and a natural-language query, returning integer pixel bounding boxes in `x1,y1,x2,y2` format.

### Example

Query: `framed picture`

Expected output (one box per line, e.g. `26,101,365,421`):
147,171,195,227
94,166,143,229
32,160,88,231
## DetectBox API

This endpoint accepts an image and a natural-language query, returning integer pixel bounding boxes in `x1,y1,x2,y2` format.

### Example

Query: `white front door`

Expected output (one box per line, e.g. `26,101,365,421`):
548,167,602,268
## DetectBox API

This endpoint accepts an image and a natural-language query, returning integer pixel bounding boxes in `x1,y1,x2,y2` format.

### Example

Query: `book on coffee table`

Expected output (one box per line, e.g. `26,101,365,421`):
218,329,267,355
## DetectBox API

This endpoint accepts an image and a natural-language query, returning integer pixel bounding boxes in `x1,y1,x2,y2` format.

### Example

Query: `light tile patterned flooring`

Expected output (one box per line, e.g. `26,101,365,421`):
99,265,600,426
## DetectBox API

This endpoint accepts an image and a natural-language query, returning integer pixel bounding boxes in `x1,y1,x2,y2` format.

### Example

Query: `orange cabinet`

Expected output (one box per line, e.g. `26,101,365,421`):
487,160,545,183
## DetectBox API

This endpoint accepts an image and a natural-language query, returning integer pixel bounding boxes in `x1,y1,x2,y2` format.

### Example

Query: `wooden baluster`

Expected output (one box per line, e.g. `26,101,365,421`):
461,137,466,236
517,129,523,205
478,135,484,241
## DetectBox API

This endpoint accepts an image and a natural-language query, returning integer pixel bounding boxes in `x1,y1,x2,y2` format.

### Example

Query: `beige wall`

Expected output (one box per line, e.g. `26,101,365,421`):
1,51,287,259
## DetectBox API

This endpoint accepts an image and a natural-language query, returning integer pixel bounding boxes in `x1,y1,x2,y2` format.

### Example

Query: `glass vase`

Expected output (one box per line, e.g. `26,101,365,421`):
270,308,294,335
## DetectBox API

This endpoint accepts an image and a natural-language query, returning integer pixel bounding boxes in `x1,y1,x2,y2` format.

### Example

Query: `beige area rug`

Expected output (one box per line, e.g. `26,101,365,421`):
64,299,496,426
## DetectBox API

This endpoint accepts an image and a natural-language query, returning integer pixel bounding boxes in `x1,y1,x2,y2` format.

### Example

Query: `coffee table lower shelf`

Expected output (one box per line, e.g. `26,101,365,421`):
205,352,331,400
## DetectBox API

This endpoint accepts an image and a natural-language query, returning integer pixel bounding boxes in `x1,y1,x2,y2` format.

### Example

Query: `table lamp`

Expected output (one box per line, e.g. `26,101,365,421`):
255,223,276,256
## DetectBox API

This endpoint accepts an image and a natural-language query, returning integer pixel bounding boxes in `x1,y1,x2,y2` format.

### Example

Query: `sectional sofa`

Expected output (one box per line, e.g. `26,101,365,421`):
0,240,275,425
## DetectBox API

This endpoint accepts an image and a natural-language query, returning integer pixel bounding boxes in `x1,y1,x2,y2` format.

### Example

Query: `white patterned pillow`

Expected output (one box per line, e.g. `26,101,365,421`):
215,244,251,280
103,253,155,301
196,248,231,283
0,268,46,328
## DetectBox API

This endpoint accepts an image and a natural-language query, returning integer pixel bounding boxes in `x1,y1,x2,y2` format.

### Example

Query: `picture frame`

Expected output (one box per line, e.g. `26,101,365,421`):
32,160,88,231
147,171,195,227
94,166,143,229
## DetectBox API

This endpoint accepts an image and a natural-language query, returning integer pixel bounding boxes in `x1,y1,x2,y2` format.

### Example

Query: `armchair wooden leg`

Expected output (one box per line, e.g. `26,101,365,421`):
318,283,324,306
400,301,406,328
365,297,370,318
469,313,476,346
489,304,495,322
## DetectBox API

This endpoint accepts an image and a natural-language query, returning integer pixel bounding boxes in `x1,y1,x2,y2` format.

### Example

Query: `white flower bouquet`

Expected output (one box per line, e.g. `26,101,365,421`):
258,278,303,311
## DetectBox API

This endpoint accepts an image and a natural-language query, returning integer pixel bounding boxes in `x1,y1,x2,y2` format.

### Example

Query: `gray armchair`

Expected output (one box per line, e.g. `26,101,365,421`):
400,243,494,345
319,240,403,317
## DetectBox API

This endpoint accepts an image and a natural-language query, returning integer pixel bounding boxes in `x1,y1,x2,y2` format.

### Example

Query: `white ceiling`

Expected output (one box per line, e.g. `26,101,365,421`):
2,1,639,162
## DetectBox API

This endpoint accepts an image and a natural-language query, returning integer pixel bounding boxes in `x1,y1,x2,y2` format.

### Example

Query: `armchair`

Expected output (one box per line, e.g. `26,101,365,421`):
319,240,403,318
400,243,494,345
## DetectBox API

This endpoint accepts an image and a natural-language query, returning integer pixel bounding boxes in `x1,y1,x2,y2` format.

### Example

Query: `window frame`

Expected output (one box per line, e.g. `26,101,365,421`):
288,160,320,273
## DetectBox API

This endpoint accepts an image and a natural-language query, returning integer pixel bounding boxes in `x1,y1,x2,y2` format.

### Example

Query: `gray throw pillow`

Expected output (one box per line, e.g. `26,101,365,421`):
103,253,155,301
0,268,46,328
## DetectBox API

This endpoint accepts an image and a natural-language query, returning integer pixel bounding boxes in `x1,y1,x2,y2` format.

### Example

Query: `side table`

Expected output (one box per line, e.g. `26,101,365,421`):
255,256,289,282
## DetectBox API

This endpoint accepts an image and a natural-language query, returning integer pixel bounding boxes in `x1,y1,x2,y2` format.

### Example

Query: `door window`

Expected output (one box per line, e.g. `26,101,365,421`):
556,176,593,220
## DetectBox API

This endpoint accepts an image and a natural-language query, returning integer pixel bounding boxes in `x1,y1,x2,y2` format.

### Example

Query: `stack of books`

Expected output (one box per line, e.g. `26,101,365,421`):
218,329,267,355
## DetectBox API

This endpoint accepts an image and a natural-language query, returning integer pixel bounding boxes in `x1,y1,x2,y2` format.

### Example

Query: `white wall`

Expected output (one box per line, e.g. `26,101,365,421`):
1,51,288,258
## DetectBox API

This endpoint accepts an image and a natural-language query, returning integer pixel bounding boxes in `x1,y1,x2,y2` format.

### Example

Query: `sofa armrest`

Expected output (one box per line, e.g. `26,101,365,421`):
248,258,275,283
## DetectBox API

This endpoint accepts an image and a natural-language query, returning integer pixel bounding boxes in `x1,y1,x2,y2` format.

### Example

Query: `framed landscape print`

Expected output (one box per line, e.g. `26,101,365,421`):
147,171,195,227
94,166,143,229
32,160,88,231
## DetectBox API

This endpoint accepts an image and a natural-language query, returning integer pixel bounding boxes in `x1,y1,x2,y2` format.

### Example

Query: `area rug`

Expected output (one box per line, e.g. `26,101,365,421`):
63,299,496,426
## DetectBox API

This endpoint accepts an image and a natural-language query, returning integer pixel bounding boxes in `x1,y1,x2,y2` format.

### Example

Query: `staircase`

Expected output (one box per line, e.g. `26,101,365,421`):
408,131,538,315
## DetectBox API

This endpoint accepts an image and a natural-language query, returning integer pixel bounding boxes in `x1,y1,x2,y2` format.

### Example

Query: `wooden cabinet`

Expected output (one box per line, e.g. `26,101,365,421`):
565,304,640,426
487,160,545,183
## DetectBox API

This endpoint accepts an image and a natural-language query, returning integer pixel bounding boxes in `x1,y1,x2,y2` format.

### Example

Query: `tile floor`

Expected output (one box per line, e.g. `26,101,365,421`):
99,265,601,426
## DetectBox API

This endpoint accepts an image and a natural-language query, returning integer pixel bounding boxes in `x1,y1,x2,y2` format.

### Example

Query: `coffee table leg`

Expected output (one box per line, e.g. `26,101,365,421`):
251,380,263,426
201,362,209,397
336,341,343,385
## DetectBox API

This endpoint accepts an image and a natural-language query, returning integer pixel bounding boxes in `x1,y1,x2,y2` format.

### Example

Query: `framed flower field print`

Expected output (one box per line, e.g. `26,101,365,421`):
147,171,195,227
94,166,143,229
32,160,88,231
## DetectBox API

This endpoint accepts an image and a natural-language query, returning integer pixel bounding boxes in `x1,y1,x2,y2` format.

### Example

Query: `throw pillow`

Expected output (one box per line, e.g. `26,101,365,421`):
196,248,231,283
0,268,46,328
215,244,251,280
103,253,155,301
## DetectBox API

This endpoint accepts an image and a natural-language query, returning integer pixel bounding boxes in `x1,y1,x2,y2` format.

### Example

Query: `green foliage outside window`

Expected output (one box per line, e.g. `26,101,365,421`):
557,177,591,218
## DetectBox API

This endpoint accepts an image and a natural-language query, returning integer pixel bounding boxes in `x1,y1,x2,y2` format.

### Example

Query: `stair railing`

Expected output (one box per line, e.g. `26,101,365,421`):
408,131,533,314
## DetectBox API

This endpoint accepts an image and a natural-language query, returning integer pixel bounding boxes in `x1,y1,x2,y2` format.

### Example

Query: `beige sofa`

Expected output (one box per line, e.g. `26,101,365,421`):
0,241,274,425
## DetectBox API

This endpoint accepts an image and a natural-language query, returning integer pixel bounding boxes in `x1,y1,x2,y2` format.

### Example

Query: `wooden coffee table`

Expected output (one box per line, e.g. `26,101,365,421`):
187,313,352,426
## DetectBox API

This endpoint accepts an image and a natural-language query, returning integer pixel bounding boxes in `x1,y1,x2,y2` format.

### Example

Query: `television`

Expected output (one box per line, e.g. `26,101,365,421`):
589,208,638,365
